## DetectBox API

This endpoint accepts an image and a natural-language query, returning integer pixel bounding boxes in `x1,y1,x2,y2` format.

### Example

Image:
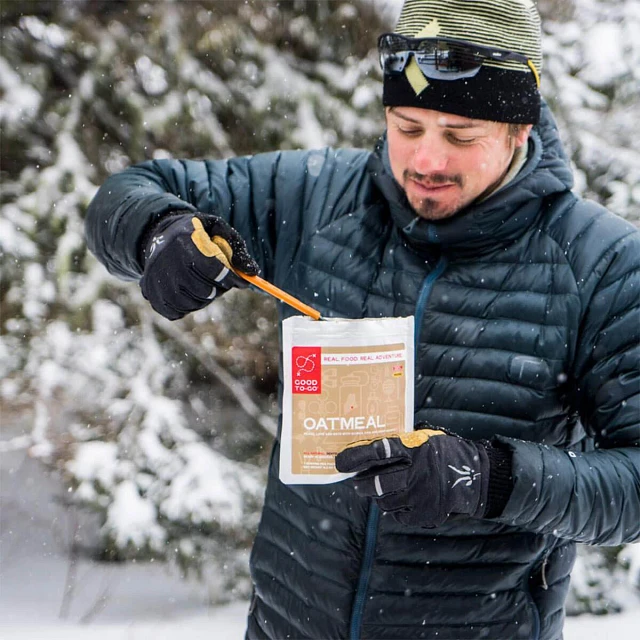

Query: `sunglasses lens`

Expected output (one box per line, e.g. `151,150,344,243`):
379,34,410,71
380,51,408,72
431,42,483,73
379,36,485,80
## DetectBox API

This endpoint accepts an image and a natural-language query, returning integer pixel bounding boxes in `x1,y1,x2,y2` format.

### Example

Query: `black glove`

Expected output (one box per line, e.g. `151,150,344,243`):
334,424,513,528
140,213,260,320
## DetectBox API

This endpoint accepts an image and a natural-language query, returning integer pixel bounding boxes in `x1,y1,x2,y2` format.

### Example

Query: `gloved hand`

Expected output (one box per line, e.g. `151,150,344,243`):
140,213,260,320
334,424,513,528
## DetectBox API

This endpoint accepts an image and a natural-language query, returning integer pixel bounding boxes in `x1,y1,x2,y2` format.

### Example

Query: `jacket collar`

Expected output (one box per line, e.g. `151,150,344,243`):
368,102,574,254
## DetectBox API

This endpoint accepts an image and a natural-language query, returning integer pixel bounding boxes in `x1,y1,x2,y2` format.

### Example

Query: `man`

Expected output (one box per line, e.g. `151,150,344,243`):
85,1,640,638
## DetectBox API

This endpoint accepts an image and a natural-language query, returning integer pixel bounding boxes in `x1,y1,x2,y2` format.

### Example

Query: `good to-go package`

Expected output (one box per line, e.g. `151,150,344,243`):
280,316,415,484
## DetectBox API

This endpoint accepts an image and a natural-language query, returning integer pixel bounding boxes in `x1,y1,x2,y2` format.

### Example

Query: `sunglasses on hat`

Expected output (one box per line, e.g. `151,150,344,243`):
378,33,540,88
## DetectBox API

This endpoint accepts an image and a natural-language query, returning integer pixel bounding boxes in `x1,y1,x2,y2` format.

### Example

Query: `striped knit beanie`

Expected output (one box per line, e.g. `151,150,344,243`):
383,0,542,123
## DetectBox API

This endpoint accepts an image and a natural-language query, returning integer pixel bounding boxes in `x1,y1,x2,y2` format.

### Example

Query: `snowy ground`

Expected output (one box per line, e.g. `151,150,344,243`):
1,603,638,640
1,437,639,640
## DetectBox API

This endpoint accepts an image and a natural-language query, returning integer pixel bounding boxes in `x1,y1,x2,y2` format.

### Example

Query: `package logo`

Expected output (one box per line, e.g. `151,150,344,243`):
292,346,321,394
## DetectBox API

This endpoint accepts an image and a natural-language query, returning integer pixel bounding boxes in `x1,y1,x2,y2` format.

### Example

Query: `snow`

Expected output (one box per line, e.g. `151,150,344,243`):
159,443,257,527
293,99,326,149
1,590,639,640
0,607,247,640
135,56,169,96
564,609,640,640
22,264,56,322
579,23,629,88
2,449,639,639
1,0,639,637
352,84,378,109
104,481,166,551
0,58,42,131
67,441,119,493
19,15,67,48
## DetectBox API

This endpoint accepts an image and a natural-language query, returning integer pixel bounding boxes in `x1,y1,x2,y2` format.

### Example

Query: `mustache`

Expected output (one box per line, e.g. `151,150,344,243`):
404,170,463,188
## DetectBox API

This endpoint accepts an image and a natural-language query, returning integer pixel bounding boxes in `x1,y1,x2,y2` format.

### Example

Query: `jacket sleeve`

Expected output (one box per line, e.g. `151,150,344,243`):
494,215,640,545
84,150,342,282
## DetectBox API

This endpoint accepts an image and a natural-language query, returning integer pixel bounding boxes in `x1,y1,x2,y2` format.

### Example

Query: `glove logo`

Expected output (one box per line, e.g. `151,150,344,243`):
448,464,480,488
148,234,165,257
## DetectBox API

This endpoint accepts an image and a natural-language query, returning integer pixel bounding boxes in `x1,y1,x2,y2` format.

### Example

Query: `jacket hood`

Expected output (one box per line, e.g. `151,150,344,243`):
368,101,574,254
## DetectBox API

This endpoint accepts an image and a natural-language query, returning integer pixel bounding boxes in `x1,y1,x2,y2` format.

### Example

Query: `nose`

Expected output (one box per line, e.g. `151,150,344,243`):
412,136,449,175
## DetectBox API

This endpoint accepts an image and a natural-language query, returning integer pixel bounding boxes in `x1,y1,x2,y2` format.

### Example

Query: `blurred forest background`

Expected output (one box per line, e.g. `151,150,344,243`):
1,0,639,614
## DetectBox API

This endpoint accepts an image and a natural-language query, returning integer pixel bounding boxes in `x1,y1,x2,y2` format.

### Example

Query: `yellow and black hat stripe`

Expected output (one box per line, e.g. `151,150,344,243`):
395,0,542,75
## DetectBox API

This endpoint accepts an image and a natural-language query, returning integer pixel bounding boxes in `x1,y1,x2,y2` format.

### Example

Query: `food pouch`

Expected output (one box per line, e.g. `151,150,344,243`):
280,316,415,484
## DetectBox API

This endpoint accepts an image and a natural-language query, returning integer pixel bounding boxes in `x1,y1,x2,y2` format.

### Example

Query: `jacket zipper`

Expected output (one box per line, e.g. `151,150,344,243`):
523,588,541,640
348,254,448,639
415,256,448,341
523,550,550,640
349,502,380,640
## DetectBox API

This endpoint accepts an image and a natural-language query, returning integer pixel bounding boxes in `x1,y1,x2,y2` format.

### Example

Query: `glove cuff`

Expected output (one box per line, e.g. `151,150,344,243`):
482,442,514,518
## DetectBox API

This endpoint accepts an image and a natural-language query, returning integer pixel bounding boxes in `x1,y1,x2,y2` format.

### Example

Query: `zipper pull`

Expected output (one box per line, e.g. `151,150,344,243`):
541,556,549,591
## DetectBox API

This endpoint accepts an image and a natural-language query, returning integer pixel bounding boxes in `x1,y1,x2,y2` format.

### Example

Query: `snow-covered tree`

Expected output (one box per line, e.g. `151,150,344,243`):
1,0,637,607
0,0,387,602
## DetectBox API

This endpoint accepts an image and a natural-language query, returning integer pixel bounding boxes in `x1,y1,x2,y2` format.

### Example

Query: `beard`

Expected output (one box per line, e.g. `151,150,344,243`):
403,170,465,221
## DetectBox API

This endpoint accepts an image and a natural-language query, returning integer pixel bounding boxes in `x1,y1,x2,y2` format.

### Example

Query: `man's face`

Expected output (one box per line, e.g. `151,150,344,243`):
385,107,532,221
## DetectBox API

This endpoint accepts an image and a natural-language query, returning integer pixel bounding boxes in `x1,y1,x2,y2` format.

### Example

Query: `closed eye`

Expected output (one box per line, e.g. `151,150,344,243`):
447,133,477,145
398,127,422,137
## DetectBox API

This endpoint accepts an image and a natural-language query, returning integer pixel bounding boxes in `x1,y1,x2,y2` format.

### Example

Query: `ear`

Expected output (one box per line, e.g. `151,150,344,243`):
514,124,533,148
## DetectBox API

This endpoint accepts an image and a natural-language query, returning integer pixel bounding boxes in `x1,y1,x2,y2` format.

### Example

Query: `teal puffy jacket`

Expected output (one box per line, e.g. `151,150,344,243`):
86,104,640,640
